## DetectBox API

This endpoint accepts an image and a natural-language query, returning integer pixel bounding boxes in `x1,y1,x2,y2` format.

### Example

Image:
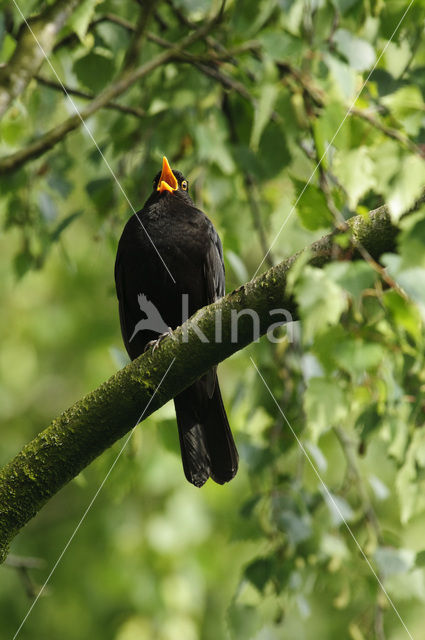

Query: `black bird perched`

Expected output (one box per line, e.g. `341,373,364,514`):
115,156,238,487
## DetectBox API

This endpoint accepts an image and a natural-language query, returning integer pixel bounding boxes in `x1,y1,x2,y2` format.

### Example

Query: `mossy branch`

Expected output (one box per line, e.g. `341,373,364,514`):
0,0,82,119
0,205,398,562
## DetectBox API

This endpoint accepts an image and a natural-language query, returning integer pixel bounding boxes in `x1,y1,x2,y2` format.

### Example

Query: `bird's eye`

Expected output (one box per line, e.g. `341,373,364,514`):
181,180,188,191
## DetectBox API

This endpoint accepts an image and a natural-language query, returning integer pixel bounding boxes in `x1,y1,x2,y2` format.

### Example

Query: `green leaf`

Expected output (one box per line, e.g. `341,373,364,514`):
382,254,425,319
258,120,291,178
385,569,425,603
325,261,377,304
368,475,390,501
0,30,16,63
38,192,57,223
384,40,413,78
47,172,73,198
382,85,424,136
259,30,303,61
332,338,385,376
246,0,279,37
385,156,425,222
324,53,357,99
333,146,376,209
395,429,425,522
398,211,425,269
13,250,35,279
330,0,362,13
415,550,425,568
374,547,414,579
369,140,402,190
174,0,210,17
313,102,350,157
304,378,348,441
356,404,381,441
294,181,333,231
323,491,354,527
195,113,235,174
50,211,82,243
333,29,376,71
0,103,29,145
73,50,115,92
227,602,262,639
244,557,273,592
250,84,278,151
383,289,422,342
68,0,102,42
86,178,114,215
295,266,347,341
278,510,312,545
226,250,248,283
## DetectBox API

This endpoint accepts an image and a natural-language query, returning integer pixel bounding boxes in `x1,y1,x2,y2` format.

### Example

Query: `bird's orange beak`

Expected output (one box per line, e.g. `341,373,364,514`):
157,156,178,194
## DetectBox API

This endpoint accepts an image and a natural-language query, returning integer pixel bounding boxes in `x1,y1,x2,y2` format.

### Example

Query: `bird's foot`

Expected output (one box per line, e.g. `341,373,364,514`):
144,328,173,354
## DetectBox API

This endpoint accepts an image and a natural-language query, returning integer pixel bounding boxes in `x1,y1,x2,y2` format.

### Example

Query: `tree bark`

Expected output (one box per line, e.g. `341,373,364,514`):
0,204,397,562
0,0,82,119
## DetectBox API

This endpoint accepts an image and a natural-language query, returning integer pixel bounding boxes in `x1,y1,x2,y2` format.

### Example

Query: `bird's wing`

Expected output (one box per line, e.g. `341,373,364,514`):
203,222,225,303
202,221,225,398
114,249,132,354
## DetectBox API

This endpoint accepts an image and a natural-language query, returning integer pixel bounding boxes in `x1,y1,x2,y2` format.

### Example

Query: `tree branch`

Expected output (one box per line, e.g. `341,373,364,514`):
0,0,82,119
0,6,225,175
0,51,170,175
121,0,156,71
0,205,399,562
44,9,421,162
276,60,422,156
35,75,146,118
350,106,421,156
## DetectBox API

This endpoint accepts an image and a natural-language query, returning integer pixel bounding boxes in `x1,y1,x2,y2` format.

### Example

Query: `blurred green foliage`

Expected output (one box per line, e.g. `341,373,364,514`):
2,0,425,638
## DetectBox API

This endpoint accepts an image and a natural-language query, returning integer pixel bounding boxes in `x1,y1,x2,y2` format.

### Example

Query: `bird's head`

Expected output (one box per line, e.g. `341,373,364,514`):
152,156,189,197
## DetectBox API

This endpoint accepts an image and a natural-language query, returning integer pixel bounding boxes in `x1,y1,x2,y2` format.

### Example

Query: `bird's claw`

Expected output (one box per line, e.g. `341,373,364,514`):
144,328,173,354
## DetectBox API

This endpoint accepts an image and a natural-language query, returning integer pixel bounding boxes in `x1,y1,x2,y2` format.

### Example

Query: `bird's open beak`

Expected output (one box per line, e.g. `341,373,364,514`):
157,156,178,194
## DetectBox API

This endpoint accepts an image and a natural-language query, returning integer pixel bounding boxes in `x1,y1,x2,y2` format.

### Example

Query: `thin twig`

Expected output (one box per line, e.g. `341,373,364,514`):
278,59,421,156
53,13,135,52
334,427,382,536
35,75,146,118
398,25,423,78
55,13,262,104
4,554,46,599
4,554,45,569
334,426,387,640
375,602,387,640
165,0,236,62
245,173,275,268
350,106,421,155
121,0,156,71
304,97,409,299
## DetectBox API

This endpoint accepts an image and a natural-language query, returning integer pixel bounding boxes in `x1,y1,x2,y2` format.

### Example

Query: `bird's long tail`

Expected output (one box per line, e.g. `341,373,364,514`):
173,376,238,487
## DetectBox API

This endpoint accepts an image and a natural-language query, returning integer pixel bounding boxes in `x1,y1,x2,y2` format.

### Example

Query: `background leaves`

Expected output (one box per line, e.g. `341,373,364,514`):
1,0,425,638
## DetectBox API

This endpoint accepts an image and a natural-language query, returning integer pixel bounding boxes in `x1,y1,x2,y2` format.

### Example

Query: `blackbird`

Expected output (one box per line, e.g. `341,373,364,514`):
115,157,238,487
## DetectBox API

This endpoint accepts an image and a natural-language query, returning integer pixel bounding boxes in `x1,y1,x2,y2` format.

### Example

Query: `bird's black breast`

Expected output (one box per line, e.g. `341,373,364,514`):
115,194,224,359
